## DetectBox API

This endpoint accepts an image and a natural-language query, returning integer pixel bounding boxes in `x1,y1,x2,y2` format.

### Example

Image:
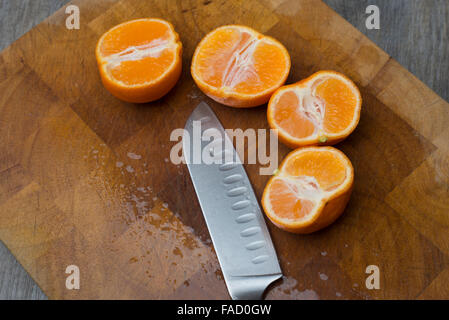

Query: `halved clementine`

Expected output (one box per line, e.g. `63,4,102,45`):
262,146,354,234
96,18,182,103
267,71,362,147
191,25,291,108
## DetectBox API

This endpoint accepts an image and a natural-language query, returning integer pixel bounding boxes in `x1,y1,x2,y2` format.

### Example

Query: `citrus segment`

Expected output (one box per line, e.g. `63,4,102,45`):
268,178,318,220
268,71,362,147
316,77,359,134
96,18,182,103
191,25,291,108
283,149,347,191
262,146,354,234
272,91,315,139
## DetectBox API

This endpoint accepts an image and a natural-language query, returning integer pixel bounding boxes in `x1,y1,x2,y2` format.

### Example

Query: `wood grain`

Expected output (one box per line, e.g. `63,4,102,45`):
0,0,448,299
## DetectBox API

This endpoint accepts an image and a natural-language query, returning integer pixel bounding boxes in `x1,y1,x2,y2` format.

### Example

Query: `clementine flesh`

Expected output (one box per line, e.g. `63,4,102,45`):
268,71,362,147
96,18,182,103
191,25,291,108
262,146,354,234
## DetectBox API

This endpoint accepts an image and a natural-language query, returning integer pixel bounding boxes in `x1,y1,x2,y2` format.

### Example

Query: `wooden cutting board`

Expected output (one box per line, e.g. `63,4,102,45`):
1,0,448,300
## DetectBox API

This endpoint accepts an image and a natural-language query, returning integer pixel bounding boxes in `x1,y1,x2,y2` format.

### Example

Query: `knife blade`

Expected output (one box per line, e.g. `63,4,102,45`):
183,102,282,300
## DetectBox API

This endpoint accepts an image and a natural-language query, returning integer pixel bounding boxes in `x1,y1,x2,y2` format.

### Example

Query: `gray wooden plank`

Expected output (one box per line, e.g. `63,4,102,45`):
0,243,47,300
323,0,449,101
0,0,70,51
0,0,447,300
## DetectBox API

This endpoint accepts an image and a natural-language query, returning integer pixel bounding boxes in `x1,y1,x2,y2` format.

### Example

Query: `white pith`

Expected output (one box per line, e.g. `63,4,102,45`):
103,38,173,70
97,19,180,88
296,84,326,135
279,174,324,203
221,31,261,92
267,174,325,223
192,25,290,99
265,148,352,224
271,73,361,142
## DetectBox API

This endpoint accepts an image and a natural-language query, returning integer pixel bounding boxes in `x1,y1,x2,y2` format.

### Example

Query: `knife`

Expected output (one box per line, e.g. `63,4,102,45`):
183,102,282,300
